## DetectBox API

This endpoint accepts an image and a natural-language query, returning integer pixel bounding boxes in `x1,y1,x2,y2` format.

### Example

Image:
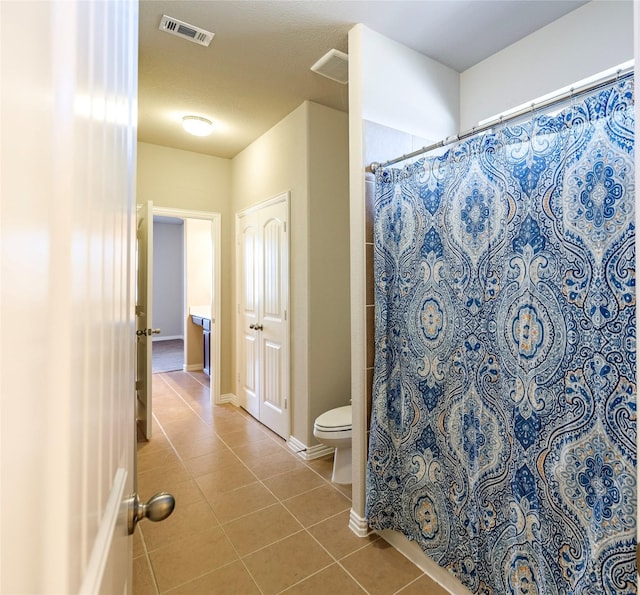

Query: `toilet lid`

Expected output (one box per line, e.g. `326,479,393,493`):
315,405,352,431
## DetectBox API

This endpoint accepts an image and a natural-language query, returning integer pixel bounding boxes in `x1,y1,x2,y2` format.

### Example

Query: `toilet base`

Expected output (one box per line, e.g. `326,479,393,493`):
331,446,352,484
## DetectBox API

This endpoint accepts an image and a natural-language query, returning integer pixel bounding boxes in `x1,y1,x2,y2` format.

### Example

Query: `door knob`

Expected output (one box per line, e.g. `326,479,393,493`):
135,328,161,336
254,324,263,331
127,491,175,535
249,323,256,330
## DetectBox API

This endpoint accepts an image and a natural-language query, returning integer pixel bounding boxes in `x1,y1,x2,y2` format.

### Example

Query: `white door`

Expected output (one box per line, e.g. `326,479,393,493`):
237,194,290,438
0,1,138,593
136,201,155,439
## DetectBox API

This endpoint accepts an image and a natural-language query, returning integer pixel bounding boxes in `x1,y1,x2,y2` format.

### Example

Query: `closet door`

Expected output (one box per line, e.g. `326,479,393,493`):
238,215,260,419
236,194,289,439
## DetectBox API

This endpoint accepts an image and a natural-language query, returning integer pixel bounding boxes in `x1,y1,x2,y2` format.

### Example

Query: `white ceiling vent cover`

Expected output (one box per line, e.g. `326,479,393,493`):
159,15,214,47
310,49,348,84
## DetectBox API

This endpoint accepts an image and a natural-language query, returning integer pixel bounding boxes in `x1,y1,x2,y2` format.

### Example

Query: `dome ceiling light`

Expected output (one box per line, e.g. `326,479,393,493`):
182,116,213,136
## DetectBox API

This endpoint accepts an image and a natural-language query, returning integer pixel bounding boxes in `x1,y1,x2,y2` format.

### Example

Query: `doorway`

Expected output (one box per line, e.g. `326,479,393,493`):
152,215,185,373
153,207,221,405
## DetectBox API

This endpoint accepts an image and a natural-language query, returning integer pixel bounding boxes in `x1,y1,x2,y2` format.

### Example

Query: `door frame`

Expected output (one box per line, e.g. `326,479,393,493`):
235,192,291,439
153,206,222,405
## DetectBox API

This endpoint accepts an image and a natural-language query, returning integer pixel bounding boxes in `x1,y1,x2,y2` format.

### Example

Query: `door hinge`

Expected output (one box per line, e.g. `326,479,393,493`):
135,380,142,391
284,398,288,409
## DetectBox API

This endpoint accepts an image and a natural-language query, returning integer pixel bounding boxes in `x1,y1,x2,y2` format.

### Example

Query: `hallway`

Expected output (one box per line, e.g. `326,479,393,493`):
133,371,448,594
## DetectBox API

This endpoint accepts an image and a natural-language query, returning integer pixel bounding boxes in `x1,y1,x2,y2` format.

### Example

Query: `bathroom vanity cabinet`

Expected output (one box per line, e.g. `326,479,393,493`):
190,309,211,377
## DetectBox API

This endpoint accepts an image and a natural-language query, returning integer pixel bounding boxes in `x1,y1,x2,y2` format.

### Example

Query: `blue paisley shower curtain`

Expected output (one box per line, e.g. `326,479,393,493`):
367,76,636,594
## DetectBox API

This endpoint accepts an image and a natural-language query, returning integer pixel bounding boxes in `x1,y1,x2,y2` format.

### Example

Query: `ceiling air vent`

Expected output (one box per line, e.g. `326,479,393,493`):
310,49,349,85
159,15,214,47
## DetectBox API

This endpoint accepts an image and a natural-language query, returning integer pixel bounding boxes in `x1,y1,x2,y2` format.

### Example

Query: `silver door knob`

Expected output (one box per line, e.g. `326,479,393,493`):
149,328,161,335
127,491,175,534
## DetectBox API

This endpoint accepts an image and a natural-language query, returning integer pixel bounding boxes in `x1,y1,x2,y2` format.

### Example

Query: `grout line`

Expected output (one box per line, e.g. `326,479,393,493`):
142,371,397,595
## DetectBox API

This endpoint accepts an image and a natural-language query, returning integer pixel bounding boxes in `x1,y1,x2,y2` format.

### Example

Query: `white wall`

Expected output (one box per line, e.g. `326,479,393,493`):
232,101,350,446
232,104,310,442
307,103,351,431
185,218,213,368
359,26,459,143
137,142,233,393
460,0,634,128
153,220,184,339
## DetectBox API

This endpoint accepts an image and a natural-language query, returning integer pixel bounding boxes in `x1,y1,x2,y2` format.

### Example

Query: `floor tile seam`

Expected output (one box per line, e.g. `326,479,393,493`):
191,456,262,494
157,559,247,595
138,412,191,479
217,500,302,529
215,435,276,452
392,573,429,594
254,471,329,510
300,457,342,484
266,521,379,595
185,370,210,388
184,451,249,479
304,508,371,535
223,517,334,593
298,510,379,570
230,527,308,560
214,519,307,594
337,546,425,595
141,417,228,527
279,486,344,512
236,557,268,595
156,373,212,427
278,482,351,508
143,521,229,555
271,560,337,595
279,501,353,534
149,400,242,485
252,467,326,481
333,559,374,594
136,539,161,595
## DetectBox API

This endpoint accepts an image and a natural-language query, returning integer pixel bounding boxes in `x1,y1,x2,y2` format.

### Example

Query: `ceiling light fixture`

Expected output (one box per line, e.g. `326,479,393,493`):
182,115,213,136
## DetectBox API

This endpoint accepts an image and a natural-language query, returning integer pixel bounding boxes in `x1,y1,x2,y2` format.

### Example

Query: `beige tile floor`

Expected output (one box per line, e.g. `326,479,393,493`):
134,370,450,595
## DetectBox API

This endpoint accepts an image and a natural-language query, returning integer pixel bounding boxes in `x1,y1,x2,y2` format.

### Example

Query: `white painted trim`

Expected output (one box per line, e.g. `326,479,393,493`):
236,191,289,216
287,436,334,460
152,335,183,342
152,206,222,408
219,393,238,406
183,364,202,372
348,508,371,538
79,468,127,595
377,530,473,595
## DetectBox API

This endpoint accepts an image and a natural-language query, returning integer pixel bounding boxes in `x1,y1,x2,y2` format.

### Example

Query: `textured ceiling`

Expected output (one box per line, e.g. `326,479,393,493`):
138,0,589,159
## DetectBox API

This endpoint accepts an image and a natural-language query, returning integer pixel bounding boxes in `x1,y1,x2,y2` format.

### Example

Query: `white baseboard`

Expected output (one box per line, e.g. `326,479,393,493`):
183,364,202,372
377,529,472,595
152,335,183,342
348,508,371,538
287,436,334,460
218,393,238,406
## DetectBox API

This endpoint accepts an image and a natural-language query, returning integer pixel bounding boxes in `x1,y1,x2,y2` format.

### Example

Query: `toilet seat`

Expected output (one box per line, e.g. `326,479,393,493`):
314,405,352,432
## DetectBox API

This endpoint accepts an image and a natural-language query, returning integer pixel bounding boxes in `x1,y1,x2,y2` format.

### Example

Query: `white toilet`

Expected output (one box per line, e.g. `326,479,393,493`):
313,405,352,484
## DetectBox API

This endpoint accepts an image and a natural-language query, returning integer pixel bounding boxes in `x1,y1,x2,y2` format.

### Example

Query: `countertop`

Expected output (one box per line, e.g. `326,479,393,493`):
189,305,211,320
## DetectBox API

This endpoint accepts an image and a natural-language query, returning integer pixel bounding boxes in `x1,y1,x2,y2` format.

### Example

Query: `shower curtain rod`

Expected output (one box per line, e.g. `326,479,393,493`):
368,64,634,173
